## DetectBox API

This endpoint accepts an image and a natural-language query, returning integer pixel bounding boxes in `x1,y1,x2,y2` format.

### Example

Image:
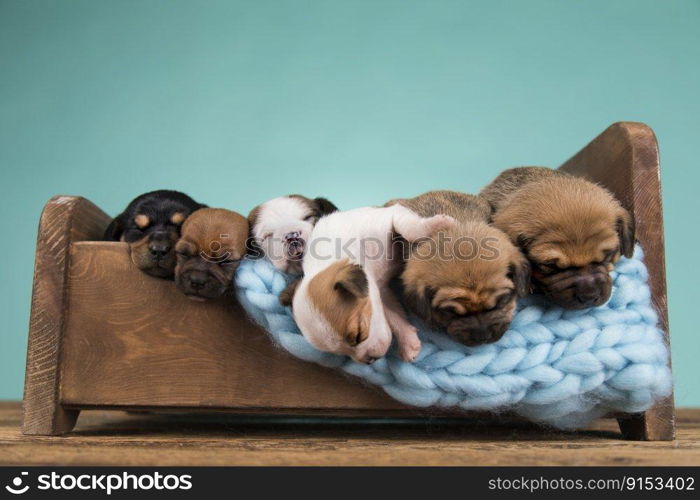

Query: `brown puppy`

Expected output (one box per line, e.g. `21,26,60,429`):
174,208,249,301
387,191,530,346
480,167,635,309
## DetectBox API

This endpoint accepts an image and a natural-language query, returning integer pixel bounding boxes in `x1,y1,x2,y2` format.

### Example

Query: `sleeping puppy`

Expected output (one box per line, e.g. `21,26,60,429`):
104,190,206,278
386,191,530,347
174,208,249,301
280,205,455,364
480,167,635,310
248,195,338,274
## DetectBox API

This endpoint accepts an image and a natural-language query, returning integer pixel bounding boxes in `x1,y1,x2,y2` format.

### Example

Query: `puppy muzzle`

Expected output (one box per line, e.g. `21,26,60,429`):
284,232,305,260
176,269,228,300
536,268,611,310
129,233,177,279
446,313,512,346
148,231,172,262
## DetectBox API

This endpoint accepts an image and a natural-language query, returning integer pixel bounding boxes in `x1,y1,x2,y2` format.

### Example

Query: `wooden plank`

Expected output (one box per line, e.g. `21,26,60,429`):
22,196,111,435
2,403,699,466
58,243,625,424
560,122,674,440
61,242,413,412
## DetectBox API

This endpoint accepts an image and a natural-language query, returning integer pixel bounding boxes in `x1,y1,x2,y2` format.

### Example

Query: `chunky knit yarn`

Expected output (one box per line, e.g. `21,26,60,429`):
234,247,672,429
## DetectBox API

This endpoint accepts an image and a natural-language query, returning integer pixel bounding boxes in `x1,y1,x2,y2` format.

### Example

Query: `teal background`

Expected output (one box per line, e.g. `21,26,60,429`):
1,0,698,405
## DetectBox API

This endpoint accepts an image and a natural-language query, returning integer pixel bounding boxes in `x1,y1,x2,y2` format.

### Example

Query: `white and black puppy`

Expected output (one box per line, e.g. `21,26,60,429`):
280,205,455,364
248,195,338,274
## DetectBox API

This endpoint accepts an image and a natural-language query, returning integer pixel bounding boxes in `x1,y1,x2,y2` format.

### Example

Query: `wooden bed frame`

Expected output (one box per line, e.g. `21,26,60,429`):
21,122,675,440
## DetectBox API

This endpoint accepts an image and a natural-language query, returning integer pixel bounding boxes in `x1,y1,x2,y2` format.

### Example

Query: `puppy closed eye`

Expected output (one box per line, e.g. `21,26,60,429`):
537,261,559,274
495,291,515,309
598,248,618,264
437,302,466,316
218,258,241,267
346,321,368,346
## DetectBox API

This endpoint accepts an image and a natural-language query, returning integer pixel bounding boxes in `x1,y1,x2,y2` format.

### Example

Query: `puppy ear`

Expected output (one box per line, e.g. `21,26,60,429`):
103,214,125,241
334,263,368,298
508,255,532,297
313,197,338,216
616,209,635,258
403,284,436,321
279,278,301,307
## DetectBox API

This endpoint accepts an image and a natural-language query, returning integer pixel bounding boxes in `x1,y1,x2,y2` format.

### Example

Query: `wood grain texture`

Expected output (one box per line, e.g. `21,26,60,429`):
22,196,111,435
3,403,699,466
560,122,674,440
61,242,413,412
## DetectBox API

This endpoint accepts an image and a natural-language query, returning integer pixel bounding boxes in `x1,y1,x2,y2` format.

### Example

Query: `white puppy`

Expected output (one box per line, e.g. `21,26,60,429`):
248,195,338,274
280,205,455,364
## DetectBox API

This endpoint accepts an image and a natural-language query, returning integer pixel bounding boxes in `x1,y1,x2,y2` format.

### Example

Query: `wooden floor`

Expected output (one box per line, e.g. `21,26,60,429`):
1,402,698,466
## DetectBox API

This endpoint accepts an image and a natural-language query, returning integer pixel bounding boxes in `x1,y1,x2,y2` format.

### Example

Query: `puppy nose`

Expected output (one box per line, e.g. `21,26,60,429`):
284,231,300,241
189,278,206,290
148,241,171,259
148,232,171,260
188,271,208,290
470,324,506,345
573,276,602,305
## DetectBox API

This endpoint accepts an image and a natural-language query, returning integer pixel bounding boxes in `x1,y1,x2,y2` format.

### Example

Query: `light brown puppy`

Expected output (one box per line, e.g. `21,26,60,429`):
174,208,249,301
387,191,530,346
480,167,635,309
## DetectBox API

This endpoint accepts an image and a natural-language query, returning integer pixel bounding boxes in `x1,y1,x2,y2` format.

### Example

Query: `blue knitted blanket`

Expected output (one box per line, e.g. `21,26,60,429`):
234,247,672,429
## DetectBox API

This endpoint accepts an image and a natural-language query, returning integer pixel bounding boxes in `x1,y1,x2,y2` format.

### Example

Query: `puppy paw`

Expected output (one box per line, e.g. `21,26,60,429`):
398,330,422,363
425,214,456,233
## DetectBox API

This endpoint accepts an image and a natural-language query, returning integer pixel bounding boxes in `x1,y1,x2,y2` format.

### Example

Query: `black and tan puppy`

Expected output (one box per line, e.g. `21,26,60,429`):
104,190,206,278
480,167,635,310
387,191,530,346
174,208,249,301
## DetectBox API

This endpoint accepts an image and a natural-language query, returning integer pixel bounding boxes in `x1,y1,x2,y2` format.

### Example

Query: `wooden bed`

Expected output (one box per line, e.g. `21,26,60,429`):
21,122,675,440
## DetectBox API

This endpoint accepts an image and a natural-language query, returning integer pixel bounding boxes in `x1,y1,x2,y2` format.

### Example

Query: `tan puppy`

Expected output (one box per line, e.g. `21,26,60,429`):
387,191,530,346
480,167,635,309
174,208,249,301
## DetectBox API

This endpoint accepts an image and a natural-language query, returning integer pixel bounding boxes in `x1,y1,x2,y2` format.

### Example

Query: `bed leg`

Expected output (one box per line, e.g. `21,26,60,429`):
617,399,675,441
22,196,110,436
22,405,80,436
